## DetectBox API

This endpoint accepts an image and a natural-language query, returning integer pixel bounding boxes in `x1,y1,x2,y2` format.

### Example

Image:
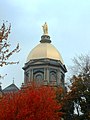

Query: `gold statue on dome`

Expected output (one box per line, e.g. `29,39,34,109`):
42,22,48,35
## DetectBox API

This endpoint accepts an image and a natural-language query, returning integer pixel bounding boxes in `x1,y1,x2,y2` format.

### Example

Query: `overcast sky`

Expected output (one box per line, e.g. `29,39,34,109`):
0,0,90,89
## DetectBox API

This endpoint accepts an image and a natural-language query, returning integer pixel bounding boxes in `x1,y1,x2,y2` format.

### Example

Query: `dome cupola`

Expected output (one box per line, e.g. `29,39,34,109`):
23,22,67,88
27,22,64,64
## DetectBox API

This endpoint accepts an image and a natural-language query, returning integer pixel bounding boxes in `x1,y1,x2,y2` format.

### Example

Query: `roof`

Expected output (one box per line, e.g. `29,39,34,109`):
27,43,64,64
3,83,19,93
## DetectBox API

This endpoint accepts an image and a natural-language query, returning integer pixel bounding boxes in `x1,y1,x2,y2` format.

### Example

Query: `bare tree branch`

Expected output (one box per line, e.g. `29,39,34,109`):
0,22,20,67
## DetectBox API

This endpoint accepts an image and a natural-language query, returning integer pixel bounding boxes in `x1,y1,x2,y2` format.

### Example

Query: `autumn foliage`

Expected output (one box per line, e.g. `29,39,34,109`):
0,85,62,120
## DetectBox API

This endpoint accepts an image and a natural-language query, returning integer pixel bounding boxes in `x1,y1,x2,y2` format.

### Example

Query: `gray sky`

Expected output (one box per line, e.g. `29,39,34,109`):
0,0,90,89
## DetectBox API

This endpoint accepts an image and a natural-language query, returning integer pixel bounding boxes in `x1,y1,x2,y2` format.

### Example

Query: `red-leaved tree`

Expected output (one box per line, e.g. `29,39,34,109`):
0,85,62,120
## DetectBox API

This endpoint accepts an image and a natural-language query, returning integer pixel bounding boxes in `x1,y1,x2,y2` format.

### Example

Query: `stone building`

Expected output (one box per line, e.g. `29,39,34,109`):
0,82,19,98
3,83,19,93
23,23,67,88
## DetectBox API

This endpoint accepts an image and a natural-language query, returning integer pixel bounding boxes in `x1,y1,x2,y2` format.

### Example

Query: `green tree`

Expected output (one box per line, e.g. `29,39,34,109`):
58,75,90,120
57,54,90,120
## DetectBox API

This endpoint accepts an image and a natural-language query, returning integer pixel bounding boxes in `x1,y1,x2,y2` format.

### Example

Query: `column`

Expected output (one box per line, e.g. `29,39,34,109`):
46,68,49,84
43,68,47,85
24,71,28,84
28,70,31,82
57,70,61,86
30,69,33,82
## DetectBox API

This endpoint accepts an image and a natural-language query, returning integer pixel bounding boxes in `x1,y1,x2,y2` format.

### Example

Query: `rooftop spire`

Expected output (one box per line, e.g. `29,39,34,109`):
40,22,51,43
13,77,15,84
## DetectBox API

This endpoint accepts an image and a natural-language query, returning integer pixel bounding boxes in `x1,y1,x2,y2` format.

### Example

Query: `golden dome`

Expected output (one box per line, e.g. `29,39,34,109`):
27,42,64,64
